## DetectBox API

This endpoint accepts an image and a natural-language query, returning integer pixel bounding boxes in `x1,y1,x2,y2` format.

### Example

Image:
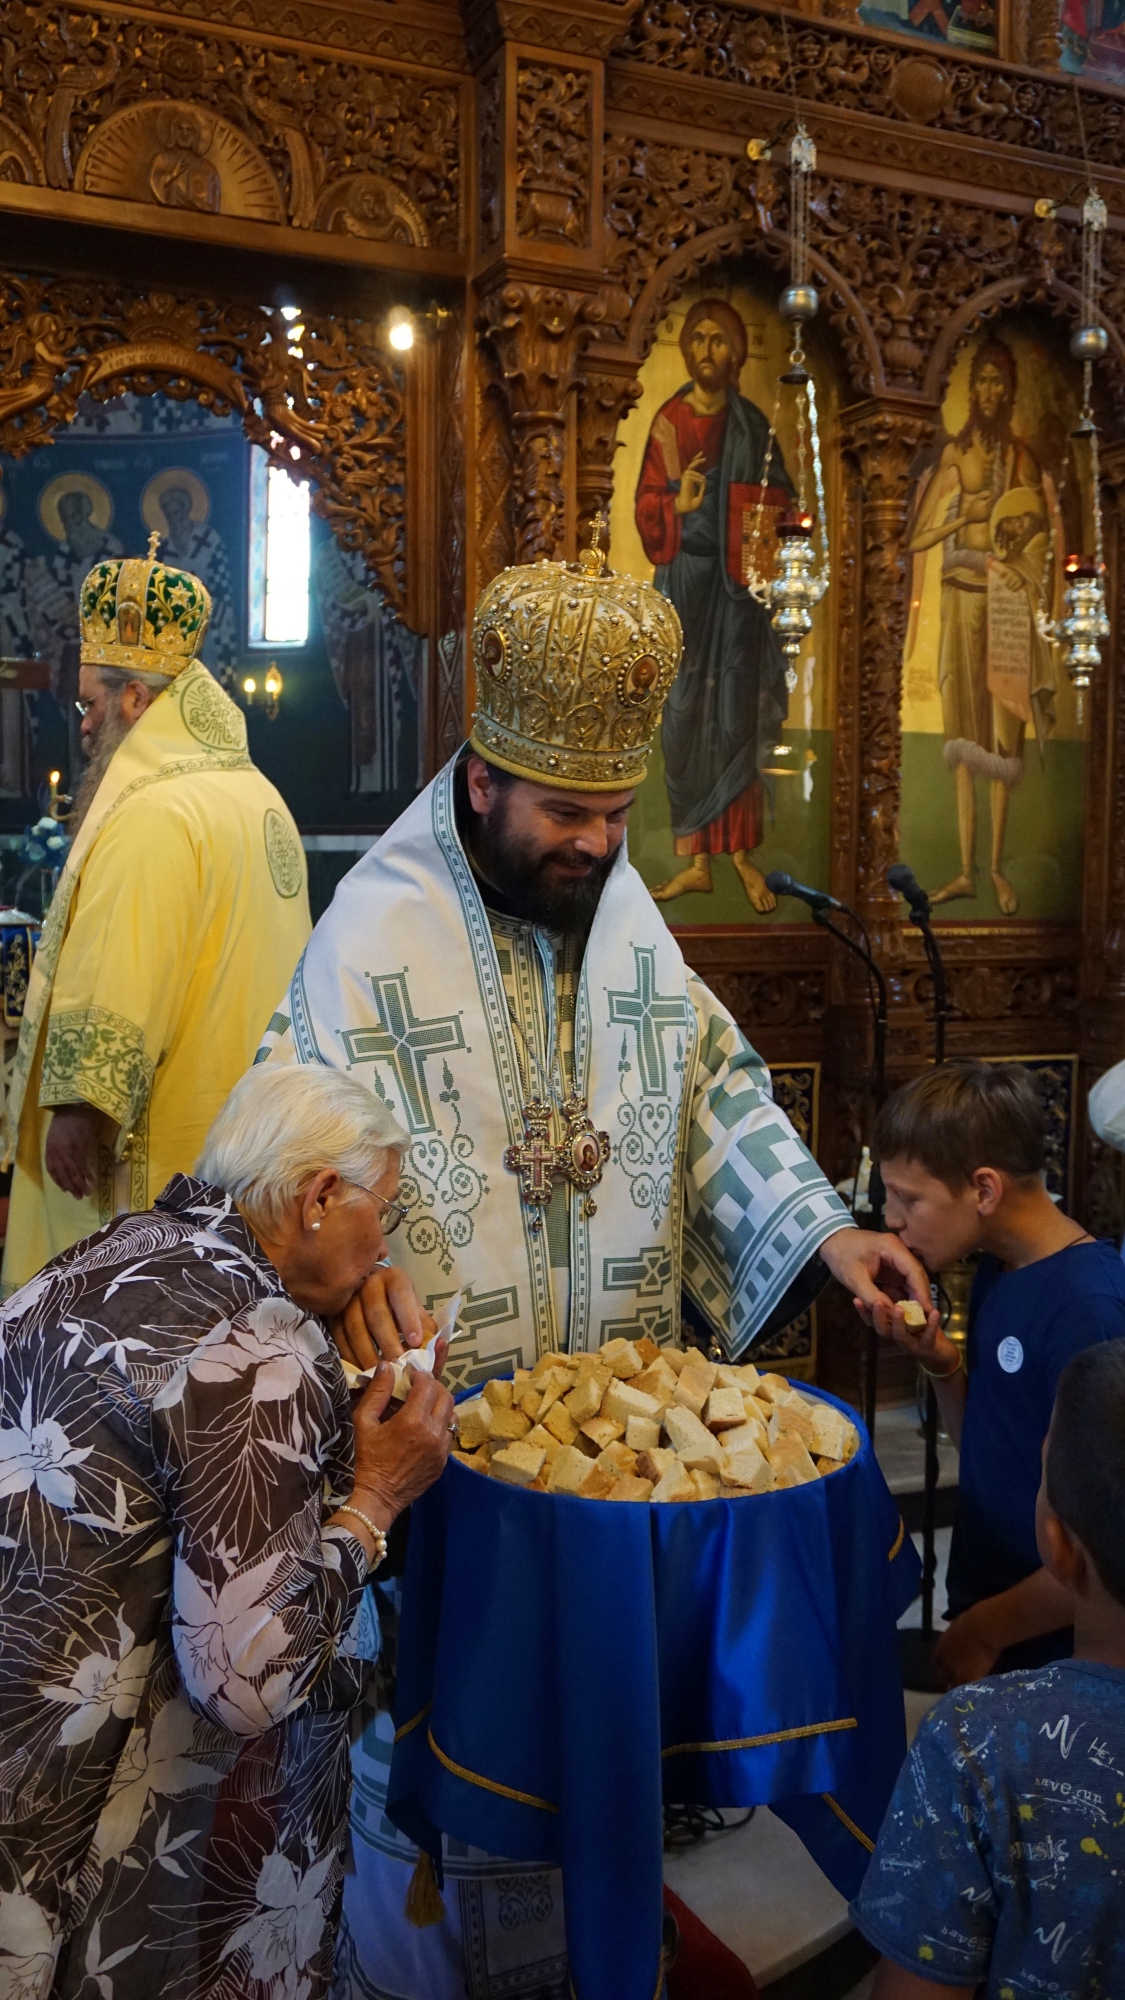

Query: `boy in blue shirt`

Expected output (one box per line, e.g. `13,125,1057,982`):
851,1339,1125,1998
871,1060,1125,1684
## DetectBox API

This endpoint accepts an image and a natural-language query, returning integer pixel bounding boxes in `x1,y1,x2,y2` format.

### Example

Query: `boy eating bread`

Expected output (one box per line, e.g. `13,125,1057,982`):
873,1060,1125,1684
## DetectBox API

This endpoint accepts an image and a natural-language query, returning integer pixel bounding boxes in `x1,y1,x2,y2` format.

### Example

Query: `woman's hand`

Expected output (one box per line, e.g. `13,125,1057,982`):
343,1362,454,1531
331,1264,437,1366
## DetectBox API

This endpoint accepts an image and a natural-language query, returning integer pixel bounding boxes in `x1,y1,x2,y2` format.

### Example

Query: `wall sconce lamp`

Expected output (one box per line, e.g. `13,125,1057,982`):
387,307,415,352
386,301,452,354
242,663,283,721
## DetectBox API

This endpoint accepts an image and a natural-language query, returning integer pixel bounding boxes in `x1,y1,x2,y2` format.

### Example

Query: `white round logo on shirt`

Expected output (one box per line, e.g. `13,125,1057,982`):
997,1336,1024,1374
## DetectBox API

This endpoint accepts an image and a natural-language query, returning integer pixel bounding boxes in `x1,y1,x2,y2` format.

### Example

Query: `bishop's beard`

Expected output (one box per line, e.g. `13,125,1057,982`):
68,701,132,836
473,798,616,932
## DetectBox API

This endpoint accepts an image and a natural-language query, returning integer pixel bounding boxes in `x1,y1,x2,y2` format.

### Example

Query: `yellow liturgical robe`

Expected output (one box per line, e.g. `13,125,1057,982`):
2,663,310,1295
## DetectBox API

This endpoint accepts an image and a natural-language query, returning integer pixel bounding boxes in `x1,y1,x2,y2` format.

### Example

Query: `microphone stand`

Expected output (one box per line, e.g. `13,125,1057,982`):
893,877,950,1681
808,904,888,1440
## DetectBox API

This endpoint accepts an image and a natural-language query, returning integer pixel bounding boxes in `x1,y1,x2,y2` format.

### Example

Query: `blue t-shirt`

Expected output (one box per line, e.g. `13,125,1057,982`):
946,1239,1125,1616
852,1660,1125,1996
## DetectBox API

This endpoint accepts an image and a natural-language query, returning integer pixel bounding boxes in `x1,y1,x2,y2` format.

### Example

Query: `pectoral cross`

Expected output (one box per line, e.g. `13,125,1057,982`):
504,1100,560,1231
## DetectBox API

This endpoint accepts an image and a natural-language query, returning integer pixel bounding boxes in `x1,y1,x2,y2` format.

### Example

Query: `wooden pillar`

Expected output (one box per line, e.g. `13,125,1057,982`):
468,11,612,571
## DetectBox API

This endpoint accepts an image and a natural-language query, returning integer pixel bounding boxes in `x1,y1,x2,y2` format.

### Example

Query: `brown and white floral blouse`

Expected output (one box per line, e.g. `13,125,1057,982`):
0,1174,374,2000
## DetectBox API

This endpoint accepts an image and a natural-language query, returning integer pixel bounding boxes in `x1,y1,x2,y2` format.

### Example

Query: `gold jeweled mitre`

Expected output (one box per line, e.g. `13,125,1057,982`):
469,536,683,791
79,532,212,676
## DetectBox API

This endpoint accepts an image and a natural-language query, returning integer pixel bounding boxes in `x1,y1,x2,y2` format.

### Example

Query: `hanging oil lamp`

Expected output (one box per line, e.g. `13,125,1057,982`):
742,126,830,682
1036,188,1110,699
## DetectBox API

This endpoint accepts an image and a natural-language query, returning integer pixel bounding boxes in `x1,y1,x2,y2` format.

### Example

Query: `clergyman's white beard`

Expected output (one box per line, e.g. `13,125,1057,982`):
68,705,133,836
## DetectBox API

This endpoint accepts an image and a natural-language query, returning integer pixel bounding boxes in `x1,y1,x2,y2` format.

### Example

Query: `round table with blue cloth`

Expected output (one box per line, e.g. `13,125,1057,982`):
387,1383,920,2000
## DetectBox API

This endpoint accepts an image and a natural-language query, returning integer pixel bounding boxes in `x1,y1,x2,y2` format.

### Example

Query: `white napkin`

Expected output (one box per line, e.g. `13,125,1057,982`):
340,1289,463,1395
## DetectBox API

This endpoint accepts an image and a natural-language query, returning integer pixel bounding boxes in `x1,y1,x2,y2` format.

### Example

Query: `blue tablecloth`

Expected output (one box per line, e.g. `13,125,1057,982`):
387,1384,920,2000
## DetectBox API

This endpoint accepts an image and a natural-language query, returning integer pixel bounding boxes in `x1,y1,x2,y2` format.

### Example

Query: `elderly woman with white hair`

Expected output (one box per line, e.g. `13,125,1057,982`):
0,1064,452,2000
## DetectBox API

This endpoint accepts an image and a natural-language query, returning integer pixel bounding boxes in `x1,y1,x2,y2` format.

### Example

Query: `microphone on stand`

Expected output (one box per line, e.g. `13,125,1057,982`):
767,870,888,1437
764,871,844,913
886,863,931,922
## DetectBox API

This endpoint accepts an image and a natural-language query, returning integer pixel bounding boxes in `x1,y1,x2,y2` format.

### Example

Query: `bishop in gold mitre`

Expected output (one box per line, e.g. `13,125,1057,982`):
259,529,932,2000
2,539,310,1295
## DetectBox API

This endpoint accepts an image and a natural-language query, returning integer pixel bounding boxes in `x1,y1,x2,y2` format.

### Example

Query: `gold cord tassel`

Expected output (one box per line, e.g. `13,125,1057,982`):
404,1849,445,1928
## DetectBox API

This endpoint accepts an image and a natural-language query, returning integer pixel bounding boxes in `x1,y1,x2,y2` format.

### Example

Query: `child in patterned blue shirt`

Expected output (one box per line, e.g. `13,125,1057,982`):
851,1338,1125,1999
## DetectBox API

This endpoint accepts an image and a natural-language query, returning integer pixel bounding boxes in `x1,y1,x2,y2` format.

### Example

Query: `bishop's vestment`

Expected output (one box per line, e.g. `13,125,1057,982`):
261,752,854,1998
3,664,310,1295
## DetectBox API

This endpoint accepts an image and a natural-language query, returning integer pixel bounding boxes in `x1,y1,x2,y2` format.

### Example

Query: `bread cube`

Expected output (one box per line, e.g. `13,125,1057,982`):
513,1367,531,1395
689,1468,721,1501
517,1384,543,1421
565,1372,610,1425
719,1420,767,1456
578,1466,616,1499
580,1415,625,1453
902,1300,928,1329
633,1359,679,1407
767,1432,819,1484
743,1393,772,1426
769,1400,819,1452
534,1364,575,1419
716,1362,762,1393
720,1436,775,1493
704,1386,747,1432
525,1423,560,1466
598,1337,644,1379
543,1400,580,1447
757,1372,794,1404
530,1352,569,1384
775,1463,814,1489
633,1337,663,1366
548,1445,594,1495
452,1446,491,1473
607,1474,655,1502
483,1379,514,1410
652,1461,696,1503
625,1415,661,1454
456,1398,492,1450
636,1446,678,1485
601,1380,663,1427
672,1368,712,1419
574,1354,611,1386
491,1440,547,1487
815,1455,842,1475
488,1405,532,1442
595,1441,638,1479
662,1405,724,1472
806,1402,859,1463
662,1346,690,1374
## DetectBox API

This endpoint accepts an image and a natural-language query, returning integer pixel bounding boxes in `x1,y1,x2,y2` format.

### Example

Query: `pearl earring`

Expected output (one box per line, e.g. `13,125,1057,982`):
311,1221,322,1232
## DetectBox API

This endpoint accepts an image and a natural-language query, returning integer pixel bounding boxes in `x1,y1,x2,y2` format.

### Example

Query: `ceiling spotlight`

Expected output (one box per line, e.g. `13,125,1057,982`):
388,307,414,353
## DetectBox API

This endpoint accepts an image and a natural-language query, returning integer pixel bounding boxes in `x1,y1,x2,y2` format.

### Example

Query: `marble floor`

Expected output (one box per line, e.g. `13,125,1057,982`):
663,1402,953,1993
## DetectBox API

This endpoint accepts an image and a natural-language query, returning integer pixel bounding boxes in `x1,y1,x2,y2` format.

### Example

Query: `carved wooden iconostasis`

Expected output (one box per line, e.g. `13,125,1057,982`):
1,0,1125,1398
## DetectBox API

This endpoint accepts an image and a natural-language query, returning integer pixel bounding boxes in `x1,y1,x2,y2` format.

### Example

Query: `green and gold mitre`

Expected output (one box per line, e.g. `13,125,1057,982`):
469,528,683,791
79,532,212,675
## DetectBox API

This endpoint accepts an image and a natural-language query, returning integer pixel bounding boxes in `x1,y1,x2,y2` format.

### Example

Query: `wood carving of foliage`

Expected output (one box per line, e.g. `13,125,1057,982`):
0,276,407,609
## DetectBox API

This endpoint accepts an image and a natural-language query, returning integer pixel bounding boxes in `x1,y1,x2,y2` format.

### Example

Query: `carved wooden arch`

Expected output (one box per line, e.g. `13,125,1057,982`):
622,218,883,397
922,270,1125,414
0,274,408,614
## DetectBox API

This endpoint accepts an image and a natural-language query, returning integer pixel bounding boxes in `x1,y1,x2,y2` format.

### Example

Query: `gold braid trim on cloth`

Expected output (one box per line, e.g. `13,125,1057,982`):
427,1727,560,1813
887,1515,906,1562
662,1714,858,1758
821,1792,877,1852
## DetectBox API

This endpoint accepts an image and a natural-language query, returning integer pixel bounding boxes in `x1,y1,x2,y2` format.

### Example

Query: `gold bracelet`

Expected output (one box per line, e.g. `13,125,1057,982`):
920,1350,963,1382
335,1504,388,1567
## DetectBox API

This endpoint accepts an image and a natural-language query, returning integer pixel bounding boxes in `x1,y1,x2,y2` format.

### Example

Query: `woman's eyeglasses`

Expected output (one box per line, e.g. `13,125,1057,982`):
352,1185,409,1235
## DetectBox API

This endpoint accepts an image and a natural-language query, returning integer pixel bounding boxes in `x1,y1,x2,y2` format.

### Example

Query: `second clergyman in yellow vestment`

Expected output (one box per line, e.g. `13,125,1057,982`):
2,542,310,1295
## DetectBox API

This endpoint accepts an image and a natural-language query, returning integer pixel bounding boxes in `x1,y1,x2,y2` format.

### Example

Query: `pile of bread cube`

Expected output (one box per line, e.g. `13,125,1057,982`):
452,1334,858,1502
